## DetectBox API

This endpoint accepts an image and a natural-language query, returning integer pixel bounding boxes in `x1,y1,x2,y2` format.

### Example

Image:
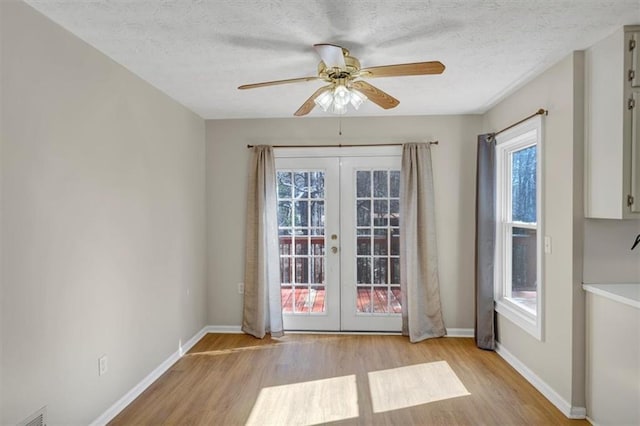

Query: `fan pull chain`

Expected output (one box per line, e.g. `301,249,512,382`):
339,117,342,136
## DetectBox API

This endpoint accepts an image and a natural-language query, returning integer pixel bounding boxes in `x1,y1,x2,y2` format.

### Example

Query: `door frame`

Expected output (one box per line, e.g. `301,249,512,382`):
274,146,403,332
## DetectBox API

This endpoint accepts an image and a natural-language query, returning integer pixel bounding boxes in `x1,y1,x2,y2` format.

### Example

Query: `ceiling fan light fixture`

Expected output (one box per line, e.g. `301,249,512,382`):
349,89,367,110
314,90,334,111
333,85,351,107
313,84,368,114
330,102,348,115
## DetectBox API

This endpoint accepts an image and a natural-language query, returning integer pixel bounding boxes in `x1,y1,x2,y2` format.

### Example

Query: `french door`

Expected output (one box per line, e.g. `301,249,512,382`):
275,152,402,331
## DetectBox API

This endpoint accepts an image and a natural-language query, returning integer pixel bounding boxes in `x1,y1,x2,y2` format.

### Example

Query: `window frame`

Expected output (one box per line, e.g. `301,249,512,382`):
494,116,544,340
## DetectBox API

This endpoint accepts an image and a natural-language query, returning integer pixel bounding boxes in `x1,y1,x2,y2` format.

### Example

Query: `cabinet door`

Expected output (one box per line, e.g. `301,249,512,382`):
632,32,640,88
631,91,640,213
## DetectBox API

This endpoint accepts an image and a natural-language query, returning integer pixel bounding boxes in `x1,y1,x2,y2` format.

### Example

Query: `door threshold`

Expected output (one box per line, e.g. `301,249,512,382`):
284,330,403,335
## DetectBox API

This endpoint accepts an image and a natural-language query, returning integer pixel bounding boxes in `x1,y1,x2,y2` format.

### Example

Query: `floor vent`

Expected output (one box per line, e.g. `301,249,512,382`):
19,406,47,426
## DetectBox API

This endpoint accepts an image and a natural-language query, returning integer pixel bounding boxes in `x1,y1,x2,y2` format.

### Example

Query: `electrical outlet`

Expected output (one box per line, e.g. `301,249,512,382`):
98,355,108,376
238,282,244,294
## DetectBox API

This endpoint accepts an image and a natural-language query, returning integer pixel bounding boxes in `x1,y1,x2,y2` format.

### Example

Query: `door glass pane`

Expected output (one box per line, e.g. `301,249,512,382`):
511,145,537,223
390,227,400,255
311,236,324,255
356,229,371,256
278,172,292,198
373,287,390,313
374,200,388,226
511,227,537,314
356,171,371,197
390,257,400,284
310,201,324,227
355,168,401,316
389,200,399,226
295,201,308,227
281,285,293,312
295,239,308,255
357,258,371,284
294,172,309,198
390,286,402,313
373,170,388,197
373,229,388,255
357,200,371,226
295,258,308,283
373,258,388,284
277,170,326,314
309,172,324,198
390,171,400,197
357,286,372,313
278,201,292,227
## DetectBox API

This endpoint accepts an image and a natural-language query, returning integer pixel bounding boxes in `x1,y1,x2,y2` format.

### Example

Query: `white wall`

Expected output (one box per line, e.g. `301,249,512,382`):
0,1,207,424
583,219,640,283
206,115,482,329
483,52,586,412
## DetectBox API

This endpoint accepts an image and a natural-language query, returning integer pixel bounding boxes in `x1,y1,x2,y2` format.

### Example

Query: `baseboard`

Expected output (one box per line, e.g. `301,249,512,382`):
204,325,243,333
446,328,474,337
90,326,208,426
286,330,403,335
204,325,473,337
586,415,598,425
495,342,586,419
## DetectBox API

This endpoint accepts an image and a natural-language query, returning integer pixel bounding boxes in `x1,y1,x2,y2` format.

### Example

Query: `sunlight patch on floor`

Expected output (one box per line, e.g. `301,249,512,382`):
245,375,359,426
368,360,470,413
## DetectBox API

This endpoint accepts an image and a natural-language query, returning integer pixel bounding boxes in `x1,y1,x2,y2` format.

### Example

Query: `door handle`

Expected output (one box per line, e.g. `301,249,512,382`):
331,246,338,254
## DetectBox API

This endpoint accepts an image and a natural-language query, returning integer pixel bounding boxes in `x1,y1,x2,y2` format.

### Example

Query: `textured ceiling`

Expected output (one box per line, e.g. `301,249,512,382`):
24,0,640,119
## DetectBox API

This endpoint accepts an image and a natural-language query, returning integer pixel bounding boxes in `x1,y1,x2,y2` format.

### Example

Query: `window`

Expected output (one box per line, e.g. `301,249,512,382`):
494,116,543,340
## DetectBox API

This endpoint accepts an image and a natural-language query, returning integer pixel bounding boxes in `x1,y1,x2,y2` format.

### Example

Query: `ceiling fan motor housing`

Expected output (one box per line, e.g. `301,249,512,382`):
318,54,361,81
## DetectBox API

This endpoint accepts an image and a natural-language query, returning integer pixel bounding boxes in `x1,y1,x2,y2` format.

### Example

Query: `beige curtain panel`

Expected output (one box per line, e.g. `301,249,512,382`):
242,145,284,338
400,143,446,342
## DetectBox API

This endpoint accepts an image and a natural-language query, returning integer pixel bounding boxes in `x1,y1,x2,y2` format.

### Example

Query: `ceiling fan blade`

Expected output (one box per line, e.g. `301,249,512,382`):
360,61,445,78
350,81,399,110
238,76,319,90
313,43,346,70
294,85,332,116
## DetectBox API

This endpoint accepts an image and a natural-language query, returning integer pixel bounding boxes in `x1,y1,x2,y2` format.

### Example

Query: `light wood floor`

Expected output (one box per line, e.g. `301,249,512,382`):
110,334,589,425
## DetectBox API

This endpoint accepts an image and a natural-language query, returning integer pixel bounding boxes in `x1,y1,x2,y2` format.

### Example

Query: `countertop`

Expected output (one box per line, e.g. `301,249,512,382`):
582,283,640,310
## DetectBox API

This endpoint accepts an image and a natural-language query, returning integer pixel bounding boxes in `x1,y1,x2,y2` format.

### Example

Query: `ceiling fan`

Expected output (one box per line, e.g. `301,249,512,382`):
238,44,445,116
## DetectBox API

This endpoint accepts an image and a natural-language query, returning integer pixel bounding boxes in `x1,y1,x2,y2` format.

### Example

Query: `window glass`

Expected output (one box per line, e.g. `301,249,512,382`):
511,227,537,314
511,146,537,223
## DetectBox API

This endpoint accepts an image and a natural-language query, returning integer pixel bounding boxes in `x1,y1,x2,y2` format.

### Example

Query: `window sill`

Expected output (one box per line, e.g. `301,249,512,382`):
495,298,542,340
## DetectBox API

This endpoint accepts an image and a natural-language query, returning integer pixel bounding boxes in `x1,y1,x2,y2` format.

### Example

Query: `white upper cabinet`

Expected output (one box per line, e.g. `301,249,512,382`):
632,32,640,88
585,26,640,219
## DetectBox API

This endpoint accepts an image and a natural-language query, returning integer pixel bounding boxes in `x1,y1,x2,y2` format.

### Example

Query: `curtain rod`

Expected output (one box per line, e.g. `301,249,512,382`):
490,108,547,139
246,141,438,149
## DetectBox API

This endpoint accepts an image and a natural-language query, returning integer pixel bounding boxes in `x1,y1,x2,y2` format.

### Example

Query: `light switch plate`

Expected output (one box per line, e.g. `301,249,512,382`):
98,355,108,376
